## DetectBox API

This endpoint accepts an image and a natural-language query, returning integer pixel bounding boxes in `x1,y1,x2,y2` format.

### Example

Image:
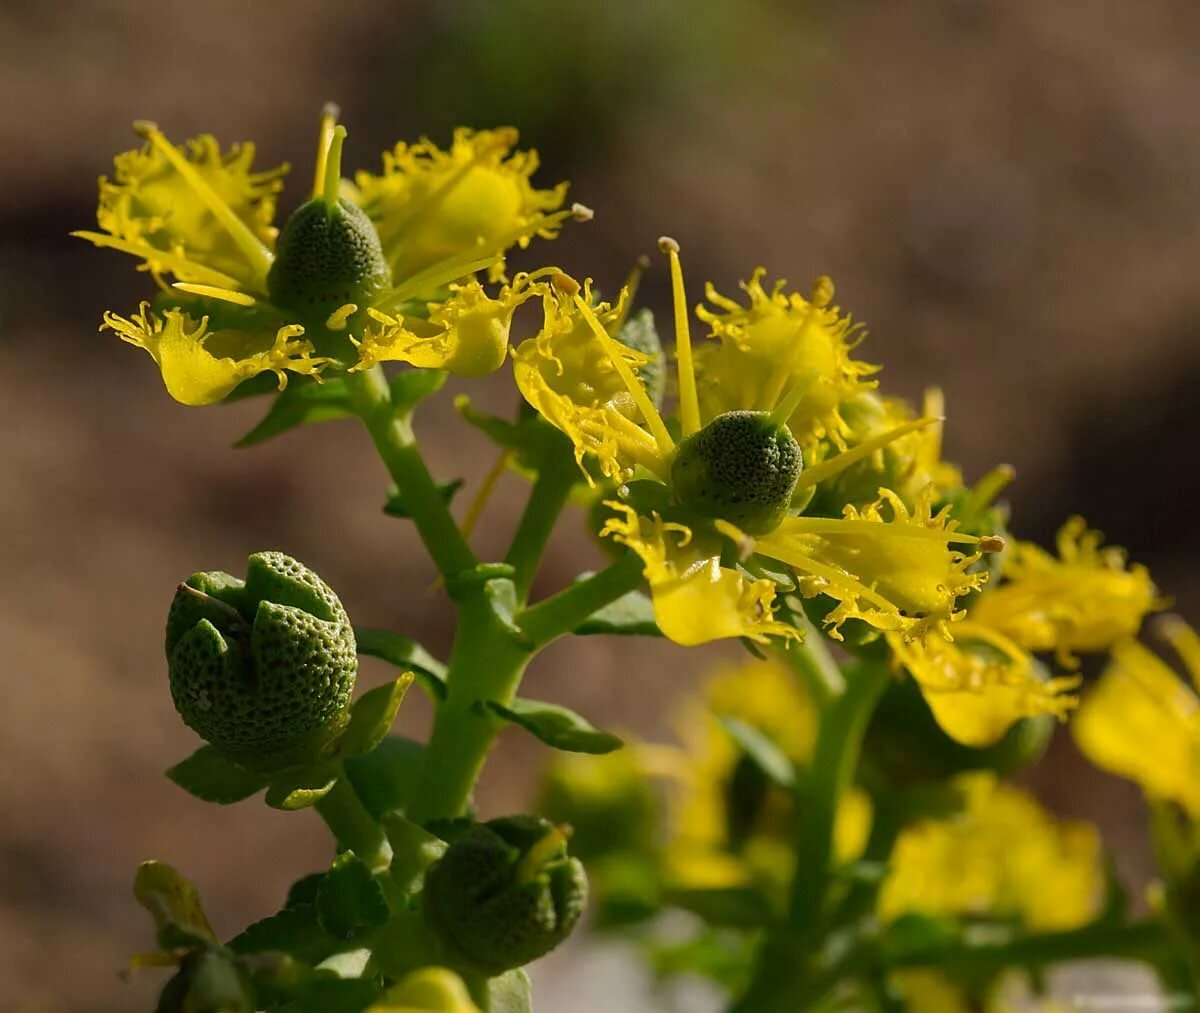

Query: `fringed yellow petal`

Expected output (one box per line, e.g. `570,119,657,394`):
695,268,878,447
889,623,1079,747
878,773,1104,932
354,127,569,279
101,303,329,406
971,516,1159,664
95,131,285,290
352,275,543,377
601,503,798,646
512,282,666,483
752,489,990,642
1073,632,1200,817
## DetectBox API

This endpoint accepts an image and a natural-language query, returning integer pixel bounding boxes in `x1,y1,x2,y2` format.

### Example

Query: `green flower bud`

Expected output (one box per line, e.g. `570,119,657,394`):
423,815,587,976
156,950,254,1013
267,195,391,324
166,552,357,770
671,410,802,535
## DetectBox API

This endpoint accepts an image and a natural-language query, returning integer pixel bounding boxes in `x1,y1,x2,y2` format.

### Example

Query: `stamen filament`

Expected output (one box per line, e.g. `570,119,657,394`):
132,121,273,287
1156,615,1200,693
611,254,650,333
660,237,701,437
461,450,513,540
376,255,502,311
777,517,987,544
72,232,242,289
966,463,1016,514
323,126,348,207
172,282,257,307
311,102,341,200
769,372,817,429
791,417,939,495
761,545,900,614
567,282,675,455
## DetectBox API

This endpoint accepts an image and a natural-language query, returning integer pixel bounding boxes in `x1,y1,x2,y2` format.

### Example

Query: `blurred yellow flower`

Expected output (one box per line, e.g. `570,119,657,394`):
367,967,480,1013
1074,617,1200,817
971,517,1159,665
879,772,1103,932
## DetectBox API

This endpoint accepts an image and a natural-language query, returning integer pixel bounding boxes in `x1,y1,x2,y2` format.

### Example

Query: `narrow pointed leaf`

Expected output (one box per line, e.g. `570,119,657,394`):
574,588,661,637
354,628,447,701
166,745,268,804
235,379,353,448
484,698,622,754
339,674,414,758
719,717,795,788
316,853,389,940
133,860,217,948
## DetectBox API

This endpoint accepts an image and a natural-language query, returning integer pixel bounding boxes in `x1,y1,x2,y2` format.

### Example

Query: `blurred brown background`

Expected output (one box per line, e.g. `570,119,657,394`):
3,1,1200,1009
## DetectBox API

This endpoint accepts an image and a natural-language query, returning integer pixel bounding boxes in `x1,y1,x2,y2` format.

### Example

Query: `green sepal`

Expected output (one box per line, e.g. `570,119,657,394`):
483,697,622,754
354,628,447,701
235,379,354,449
338,674,415,758
391,368,447,417
265,765,339,811
489,968,533,1013
383,479,463,519
316,853,390,940
134,860,217,949
573,587,661,637
228,906,339,966
166,745,269,804
483,578,535,647
719,717,795,788
273,977,383,1013
344,736,425,821
664,885,775,928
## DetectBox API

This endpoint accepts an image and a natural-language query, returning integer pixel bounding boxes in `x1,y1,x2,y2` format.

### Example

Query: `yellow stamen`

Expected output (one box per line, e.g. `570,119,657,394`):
461,450,513,539
966,463,1016,514
611,254,650,333
71,232,242,289
776,517,987,545
172,282,257,307
325,303,358,331
311,102,341,200
515,826,569,884
566,280,675,455
132,121,273,286
376,255,502,311
923,387,946,465
322,125,347,207
1157,615,1200,694
768,546,900,614
769,371,817,429
791,417,939,495
660,237,701,437
763,275,835,410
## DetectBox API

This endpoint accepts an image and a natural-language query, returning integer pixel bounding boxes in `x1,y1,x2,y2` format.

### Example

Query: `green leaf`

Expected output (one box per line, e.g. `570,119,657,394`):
489,968,533,1013
265,767,339,811
316,853,390,940
344,736,425,822
573,588,661,637
133,860,217,949
338,675,415,758
383,479,463,519
235,379,353,448
719,716,796,788
228,905,337,965
484,697,623,754
166,746,268,804
483,578,534,647
390,368,446,414
664,885,775,928
286,874,325,909
354,628,447,701
381,812,447,894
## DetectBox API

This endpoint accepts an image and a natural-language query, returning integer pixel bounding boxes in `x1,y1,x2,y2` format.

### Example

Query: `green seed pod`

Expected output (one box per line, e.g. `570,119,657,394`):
156,950,254,1013
166,552,357,771
267,197,391,323
423,815,587,976
671,410,802,535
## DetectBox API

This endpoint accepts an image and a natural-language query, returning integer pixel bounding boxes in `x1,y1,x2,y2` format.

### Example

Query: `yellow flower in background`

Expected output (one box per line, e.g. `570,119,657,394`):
656,659,872,903
695,269,878,448
367,967,480,1013
512,246,1002,652
353,127,570,281
889,970,1074,1013
1073,617,1200,817
878,773,1103,932
77,108,581,404
971,517,1159,664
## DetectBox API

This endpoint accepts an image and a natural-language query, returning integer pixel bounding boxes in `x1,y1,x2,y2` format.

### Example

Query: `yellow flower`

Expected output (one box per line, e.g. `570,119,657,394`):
655,659,871,901
970,517,1159,664
889,970,1073,1013
351,274,546,377
695,269,878,447
512,244,1000,651
1073,617,1200,817
77,110,580,404
367,967,480,1013
601,502,797,646
878,772,1103,932
353,127,569,281
889,621,1079,748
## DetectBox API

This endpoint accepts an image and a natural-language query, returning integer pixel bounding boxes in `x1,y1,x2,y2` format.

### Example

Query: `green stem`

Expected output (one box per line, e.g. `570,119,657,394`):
407,592,532,824
517,552,645,647
315,772,391,870
780,612,845,706
345,367,476,581
732,659,890,1013
504,445,577,601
